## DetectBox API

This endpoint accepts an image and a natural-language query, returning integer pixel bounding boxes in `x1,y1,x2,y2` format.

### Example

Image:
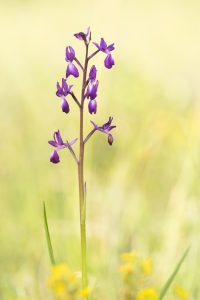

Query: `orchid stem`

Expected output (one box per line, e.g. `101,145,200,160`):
84,128,96,144
70,92,81,108
78,43,89,295
74,57,84,70
88,49,100,61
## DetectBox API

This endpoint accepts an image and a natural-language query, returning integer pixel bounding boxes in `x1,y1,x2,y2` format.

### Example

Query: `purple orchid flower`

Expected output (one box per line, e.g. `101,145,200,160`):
65,46,79,78
91,117,116,145
56,78,72,97
87,80,99,100
88,99,97,114
74,27,90,43
93,38,115,69
48,130,77,163
56,78,72,113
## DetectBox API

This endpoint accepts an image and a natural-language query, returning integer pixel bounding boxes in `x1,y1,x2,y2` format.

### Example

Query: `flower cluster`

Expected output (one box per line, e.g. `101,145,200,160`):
118,251,189,300
48,27,116,164
47,263,91,300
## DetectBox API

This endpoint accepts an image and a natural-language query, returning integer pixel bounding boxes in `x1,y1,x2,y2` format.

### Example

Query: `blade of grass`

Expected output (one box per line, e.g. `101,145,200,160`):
160,247,190,299
43,202,55,265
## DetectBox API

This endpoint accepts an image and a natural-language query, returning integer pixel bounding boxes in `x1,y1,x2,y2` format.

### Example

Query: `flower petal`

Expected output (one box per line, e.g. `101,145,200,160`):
54,130,63,145
48,140,57,147
100,38,107,51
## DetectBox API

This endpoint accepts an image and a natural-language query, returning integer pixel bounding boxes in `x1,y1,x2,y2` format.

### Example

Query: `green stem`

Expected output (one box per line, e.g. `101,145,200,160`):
78,43,89,292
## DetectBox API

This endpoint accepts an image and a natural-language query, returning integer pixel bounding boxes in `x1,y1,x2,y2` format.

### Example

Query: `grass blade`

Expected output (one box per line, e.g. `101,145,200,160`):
159,247,189,299
43,202,55,265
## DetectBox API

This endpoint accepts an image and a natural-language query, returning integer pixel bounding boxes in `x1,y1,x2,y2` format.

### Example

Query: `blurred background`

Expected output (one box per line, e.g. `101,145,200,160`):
0,0,200,299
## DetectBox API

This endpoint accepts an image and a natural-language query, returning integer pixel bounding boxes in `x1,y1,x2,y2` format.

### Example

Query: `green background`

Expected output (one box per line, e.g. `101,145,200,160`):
0,0,200,299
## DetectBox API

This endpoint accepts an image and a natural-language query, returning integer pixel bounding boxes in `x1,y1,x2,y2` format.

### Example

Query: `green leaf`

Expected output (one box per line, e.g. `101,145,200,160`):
43,202,55,265
160,247,190,300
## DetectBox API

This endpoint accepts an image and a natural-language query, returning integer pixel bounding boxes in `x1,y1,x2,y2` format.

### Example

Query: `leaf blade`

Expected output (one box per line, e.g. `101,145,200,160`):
160,247,190,300
43,202,55,265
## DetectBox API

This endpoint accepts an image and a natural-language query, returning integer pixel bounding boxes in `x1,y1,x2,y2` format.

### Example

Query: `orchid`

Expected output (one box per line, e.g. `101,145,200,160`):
47,28,116,296
65,46,79,78
93,38,115,69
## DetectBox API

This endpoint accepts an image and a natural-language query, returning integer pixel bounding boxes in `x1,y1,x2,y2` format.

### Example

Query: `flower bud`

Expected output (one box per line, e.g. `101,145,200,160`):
108,133,114,145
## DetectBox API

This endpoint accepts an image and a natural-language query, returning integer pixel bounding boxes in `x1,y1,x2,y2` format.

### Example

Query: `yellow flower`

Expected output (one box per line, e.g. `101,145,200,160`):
135,288,159,300
47,263,78,287
77,287,92,298
118,262,133,275
141,258,153,275
120,251,137,263
173,284,189,300
47,263,80,299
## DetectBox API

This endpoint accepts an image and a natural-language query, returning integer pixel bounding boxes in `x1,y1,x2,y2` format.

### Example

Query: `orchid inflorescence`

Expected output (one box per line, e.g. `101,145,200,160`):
48,27,116,164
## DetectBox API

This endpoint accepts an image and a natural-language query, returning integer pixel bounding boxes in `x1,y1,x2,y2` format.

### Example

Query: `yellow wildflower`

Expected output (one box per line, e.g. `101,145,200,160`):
135,287,159,300
173,284,189,300
47,263,79,299
118,262,133,275
141,258,153,275
77,287,92,298
120,251,137,263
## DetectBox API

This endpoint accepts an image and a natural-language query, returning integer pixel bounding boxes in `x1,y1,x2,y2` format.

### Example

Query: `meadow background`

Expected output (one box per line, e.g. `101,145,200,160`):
0,0,200,299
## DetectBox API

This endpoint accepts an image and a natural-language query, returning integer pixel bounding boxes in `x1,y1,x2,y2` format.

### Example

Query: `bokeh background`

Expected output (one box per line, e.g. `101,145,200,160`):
0,0,200,299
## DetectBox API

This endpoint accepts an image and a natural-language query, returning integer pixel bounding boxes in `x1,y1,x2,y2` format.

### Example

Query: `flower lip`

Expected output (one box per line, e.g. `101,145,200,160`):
61,98,70,114
104,54,115,69
66,62,79,78
88,99,97,114
50,150,60,164
87,80,99,100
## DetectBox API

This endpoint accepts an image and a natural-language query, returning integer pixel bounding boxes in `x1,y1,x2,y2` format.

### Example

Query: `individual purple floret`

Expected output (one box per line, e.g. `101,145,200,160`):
56,78,72,113
87,80,99,100
65,46,79,78
91,117,116,145
74,27,90,44
88,99,97,114
48,130,77,163
56,78,72,97
93,38,115,69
